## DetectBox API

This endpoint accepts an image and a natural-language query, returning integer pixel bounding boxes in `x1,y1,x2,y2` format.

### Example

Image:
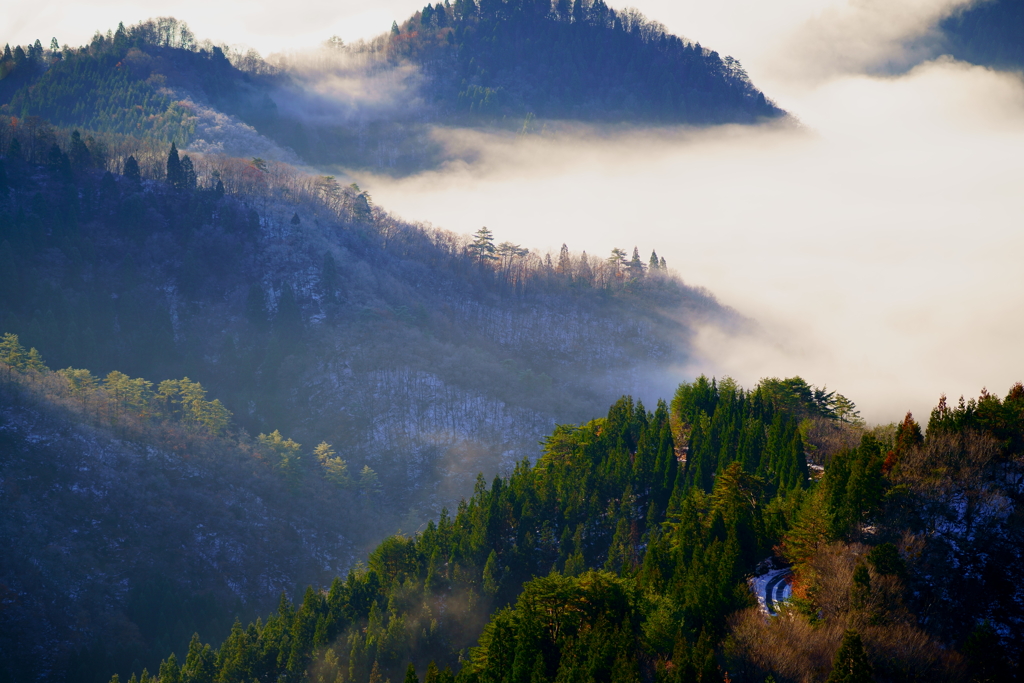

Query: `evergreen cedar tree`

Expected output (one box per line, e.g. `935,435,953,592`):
826,630,873,683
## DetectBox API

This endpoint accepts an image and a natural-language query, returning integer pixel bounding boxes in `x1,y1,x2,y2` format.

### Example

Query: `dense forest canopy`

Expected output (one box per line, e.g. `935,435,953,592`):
2,6,1022,683
0,113,737,682
47,369,1016,683
381,0,782,124
1,118,1020,683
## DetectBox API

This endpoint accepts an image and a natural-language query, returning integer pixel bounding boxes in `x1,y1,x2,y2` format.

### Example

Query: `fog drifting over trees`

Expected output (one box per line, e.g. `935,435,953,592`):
3,0,1017,419
356,0,1024,424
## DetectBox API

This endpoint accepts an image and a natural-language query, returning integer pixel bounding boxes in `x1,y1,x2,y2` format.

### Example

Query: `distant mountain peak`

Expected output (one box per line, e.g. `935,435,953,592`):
380,0,783,124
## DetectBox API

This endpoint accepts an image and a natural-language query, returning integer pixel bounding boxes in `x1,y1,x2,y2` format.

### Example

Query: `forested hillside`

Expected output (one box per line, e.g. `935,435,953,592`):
384,0,780,124
0,333,384,682
0,124,725,499
0,19,285,161
115,377,1023,683
0,121,738,681
0,6,782,174
5,7,1020,683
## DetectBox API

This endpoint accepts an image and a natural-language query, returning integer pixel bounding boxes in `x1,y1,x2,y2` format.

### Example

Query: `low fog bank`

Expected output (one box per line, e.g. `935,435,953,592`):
363,57,1024,424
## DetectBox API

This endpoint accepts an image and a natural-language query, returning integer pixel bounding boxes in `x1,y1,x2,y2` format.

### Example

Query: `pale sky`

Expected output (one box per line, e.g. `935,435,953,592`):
4,0,1022,424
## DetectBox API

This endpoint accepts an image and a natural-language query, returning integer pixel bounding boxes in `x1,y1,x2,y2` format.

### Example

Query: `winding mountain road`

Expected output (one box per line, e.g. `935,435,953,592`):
750,567,793,616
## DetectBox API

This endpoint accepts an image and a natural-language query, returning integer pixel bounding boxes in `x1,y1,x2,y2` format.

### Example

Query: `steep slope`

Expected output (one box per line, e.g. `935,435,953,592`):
387,0,781,124
268,1,784,169
0,345,382,683
128,378,1021,683
0,124,736,580
0,7,782,174
0,19,285,159
0,121,738,682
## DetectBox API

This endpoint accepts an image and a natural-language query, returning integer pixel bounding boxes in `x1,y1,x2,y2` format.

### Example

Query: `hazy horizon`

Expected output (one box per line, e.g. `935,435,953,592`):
5,0,1021,424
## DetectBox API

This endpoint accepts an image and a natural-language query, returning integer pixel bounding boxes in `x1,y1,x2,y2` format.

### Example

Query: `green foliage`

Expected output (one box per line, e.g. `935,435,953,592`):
778,489,834,566
388,1,781,126
315,441,350,487
258,429,303,481
126,381,831,683
672,375,811,495
825,630,873,683
468,227,498,262
469,572,643,683
866,543,905,580
2,331,231,435
927,384,1024,457
820,435,885,536
0,332,42,372
4,45,194,143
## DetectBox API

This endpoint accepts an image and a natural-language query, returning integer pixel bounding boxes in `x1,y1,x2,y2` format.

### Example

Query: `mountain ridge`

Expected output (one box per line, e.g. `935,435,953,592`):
0,6,784,174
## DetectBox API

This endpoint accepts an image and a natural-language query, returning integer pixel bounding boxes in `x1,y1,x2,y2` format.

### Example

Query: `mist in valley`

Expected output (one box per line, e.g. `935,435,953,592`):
350,0,1024,425
3,1,1024,680
12,0,1016,423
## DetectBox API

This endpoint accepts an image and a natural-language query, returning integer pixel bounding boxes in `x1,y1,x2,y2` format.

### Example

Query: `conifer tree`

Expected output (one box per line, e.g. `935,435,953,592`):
557,243,572,276
316,441,350,486
166,142,183,188
157,653,182,683
469,227,498,262
123,155,141,182
850,563,871,609
866,543,905,579
607,247,628,274
483,550,500,594
577,251,593,285
629,246,644,275
8,137,22,161
649,250,659,270
405,663,420,683
69,130,91,169
322,252,339,301
826,630,873,683
180,154,196,190
0,333,26,380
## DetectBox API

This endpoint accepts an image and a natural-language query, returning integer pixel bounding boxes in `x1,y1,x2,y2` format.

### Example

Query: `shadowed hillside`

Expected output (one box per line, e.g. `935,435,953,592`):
0,8,783,174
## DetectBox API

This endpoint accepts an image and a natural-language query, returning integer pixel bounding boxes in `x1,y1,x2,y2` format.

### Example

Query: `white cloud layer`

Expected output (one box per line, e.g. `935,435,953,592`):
5,0,1020,424
362,56,1024,424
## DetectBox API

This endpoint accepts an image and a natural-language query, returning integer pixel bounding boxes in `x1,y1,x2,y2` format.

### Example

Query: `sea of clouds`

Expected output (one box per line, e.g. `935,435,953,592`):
359,0,1024,424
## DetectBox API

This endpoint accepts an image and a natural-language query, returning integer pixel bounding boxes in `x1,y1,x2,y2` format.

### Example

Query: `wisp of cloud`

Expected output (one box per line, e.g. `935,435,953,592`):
360,27,1024,425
